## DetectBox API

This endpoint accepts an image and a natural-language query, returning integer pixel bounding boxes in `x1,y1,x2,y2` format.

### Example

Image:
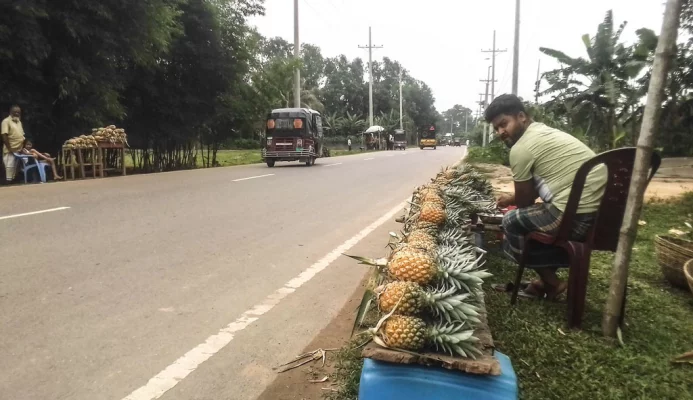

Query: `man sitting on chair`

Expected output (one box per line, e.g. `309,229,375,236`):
485,94,607,300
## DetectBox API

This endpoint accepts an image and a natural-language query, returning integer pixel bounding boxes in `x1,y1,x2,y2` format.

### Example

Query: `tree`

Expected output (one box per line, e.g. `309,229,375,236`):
0,0,182,153
602,0,682,337
539,11,657,150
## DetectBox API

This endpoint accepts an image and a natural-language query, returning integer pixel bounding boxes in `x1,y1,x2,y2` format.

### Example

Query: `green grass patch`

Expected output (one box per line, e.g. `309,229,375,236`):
330,149,379,157
327,194,693,400
485,193,693,399
213,149,262,166
325,338,367,400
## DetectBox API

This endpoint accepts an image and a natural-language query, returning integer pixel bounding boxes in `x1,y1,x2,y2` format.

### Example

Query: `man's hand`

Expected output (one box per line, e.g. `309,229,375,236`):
497,193,515,208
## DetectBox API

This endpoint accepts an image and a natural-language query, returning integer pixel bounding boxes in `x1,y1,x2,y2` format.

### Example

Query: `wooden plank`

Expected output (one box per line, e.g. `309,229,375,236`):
362,304,501,376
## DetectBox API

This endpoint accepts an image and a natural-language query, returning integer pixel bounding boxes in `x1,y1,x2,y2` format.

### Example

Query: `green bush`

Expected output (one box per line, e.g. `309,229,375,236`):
466,141,509,165
227,139,261,149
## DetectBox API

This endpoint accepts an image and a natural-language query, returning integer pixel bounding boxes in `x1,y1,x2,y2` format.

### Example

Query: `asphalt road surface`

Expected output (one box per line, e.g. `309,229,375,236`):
0,145,467,400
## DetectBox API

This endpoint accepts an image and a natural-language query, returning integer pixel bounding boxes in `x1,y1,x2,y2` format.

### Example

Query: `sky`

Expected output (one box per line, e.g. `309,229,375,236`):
248,0,667,114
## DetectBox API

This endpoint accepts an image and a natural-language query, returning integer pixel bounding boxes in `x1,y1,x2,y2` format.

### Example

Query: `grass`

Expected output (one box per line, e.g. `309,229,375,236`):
213,149,263,166
326,194,693,400
325,339,366,400
484,193,693,400
122,148,399,171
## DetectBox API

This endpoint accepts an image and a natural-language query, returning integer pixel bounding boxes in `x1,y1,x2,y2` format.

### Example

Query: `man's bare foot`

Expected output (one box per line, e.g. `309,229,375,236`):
543,280,568,301
522,280,546,297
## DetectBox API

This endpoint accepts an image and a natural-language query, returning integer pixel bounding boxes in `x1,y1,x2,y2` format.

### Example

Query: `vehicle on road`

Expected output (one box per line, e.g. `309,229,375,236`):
453,138,462,147
393,129,407,150
419,125,437,150
263,108,324,167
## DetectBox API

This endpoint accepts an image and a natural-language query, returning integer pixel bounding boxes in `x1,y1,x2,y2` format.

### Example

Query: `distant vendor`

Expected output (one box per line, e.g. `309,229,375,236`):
485,94,607,300
1,105,26,182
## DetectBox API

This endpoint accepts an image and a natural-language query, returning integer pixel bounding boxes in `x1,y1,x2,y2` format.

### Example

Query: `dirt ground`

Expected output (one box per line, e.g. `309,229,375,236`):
474,162,693,200
256,275,368,400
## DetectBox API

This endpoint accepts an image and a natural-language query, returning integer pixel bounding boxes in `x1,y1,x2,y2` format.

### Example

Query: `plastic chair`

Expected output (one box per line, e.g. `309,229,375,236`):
13,153,46,183
510,147,661,328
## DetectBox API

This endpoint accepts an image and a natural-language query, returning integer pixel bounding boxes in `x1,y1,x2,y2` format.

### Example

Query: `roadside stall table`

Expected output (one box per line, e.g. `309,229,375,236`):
61,147,103,180
98,142,126,177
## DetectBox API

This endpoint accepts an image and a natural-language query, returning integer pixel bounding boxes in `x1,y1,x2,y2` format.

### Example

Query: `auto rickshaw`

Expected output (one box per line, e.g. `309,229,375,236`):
453,138,462,147
393,129,407,150
419,125,437,149
263,108,324,167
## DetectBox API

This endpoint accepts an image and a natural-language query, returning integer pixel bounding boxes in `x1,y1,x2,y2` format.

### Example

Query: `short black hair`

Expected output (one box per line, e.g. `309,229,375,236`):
484,94,527,122
9,104,20,111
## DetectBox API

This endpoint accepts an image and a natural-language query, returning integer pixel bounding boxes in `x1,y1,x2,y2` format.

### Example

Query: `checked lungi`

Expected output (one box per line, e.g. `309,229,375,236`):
501,203,595,268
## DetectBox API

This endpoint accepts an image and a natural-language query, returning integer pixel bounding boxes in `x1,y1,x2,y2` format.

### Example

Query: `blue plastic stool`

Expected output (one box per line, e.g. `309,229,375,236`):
359,351,518,400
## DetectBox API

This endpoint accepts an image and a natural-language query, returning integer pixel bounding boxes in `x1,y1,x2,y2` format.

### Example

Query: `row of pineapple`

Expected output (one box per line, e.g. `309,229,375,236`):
63,125,129,149
346,163,497,359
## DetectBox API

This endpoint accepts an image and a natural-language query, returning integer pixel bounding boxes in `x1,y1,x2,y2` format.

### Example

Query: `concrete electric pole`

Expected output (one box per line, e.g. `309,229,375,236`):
511,0,520,95
534,59,541,103
293,0,301,108
399,67,404,130
480,65,494,147
482,30,507,101
359,27,383,127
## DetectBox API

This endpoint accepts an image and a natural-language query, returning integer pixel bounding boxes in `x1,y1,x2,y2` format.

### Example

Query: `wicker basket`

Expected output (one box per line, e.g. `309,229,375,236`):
654,235,693,289
685,259,693,296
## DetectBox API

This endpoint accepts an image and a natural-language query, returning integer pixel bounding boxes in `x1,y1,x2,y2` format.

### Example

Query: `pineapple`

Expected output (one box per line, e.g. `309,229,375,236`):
376,281,481,323
420,203,446,226
347,244,491,291
375,315,482,358
415,220,440,236
406,230,437,252
422,193,445,208
388,247,438,285
376,281,424,315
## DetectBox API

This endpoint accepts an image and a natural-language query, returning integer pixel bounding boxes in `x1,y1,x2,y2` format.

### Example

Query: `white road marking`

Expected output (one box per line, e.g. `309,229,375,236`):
0,206,70,221
364,158,375,161
325,163,342,167
122,200,407,400
232,174,274,182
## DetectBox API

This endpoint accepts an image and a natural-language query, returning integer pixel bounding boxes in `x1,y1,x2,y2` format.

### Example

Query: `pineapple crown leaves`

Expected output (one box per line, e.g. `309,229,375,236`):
343,254,388,268
427,321,482,358
424,286,482,324
352,289,376,336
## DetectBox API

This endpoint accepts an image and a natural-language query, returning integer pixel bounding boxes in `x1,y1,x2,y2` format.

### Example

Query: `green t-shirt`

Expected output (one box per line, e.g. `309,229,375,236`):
509,122,607,213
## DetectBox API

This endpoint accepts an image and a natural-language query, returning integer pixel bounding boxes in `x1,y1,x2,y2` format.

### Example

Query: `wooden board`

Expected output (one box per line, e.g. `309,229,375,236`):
362,308,501,376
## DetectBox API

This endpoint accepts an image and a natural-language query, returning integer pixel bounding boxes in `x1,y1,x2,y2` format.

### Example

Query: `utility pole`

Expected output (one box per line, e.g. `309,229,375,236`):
480,65,494,147
482,30,507,101
399,67,403,130
293,0,301,108
476,94,485,125
511,0,521,95
534,59,541,103
359,26,383,127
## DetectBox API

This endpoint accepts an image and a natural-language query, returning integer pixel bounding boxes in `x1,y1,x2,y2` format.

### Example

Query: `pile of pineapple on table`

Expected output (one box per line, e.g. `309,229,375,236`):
61,125,129,178
62,125,129,149
346,163,503,374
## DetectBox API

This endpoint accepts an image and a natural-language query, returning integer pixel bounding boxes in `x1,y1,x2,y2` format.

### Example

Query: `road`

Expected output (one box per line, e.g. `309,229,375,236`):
0,146,467,400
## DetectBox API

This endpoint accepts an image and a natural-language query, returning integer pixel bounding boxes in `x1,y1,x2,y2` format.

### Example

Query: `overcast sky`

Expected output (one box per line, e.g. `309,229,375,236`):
248,0,666,114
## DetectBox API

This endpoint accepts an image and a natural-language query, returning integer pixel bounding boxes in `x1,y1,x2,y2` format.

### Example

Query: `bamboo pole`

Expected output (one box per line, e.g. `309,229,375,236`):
602,0,682,337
